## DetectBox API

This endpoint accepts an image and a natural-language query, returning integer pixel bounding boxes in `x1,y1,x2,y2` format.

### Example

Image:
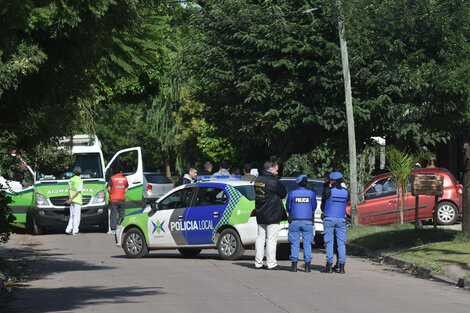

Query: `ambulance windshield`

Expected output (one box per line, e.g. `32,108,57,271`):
36,153,103,181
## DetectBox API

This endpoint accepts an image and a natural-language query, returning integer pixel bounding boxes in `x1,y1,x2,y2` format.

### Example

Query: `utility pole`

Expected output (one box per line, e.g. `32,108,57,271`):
337,2,358,225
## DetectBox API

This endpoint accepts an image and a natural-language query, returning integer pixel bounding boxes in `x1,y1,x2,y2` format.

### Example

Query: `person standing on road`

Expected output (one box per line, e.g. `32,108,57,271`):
213,161,230,176
254,160,287,270
321,172,348,274
286,174,317,272
199,161,213,176
107,167,129,235
176,167,197,186
65,166,83,235
241,163,256,181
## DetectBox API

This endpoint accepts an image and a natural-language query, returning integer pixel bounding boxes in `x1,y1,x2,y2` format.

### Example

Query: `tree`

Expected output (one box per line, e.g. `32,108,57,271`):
386,146,416,224
185,0,350,162
0,0,170,241
342,0,470,148
184,0,470,166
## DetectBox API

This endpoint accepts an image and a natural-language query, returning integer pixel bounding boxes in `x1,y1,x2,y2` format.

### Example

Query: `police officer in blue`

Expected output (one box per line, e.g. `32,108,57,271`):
321,171,348,274
286,174,317,272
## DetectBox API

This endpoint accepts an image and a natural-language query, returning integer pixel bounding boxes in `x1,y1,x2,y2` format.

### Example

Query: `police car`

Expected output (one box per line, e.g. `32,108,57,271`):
115,177,290,260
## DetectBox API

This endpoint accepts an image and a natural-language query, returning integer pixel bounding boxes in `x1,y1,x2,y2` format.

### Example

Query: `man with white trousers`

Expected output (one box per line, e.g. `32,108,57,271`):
254,160,287,270
65,166,83,235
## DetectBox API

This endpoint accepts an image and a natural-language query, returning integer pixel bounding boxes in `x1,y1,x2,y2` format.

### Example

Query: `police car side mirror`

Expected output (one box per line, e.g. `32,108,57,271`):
150,202,159,211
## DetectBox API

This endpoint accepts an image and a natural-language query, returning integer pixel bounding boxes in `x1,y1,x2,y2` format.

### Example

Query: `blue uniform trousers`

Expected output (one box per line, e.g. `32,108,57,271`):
288,220,314,262
324,217,347,264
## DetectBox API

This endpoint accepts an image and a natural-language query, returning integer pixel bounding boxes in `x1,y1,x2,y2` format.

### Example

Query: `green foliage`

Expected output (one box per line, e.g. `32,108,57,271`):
386,146,417,224
185,0,347,161
283,141,340,178
0,190,15,243
94,102,162,169
0,0,169,147
183,0,470,166
343,0,470,146
197,122,238,163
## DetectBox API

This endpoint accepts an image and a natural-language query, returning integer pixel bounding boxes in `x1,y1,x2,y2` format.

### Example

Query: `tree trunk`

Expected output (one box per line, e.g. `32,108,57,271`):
398,181,404,224
165,156,171,180
462,140,470,237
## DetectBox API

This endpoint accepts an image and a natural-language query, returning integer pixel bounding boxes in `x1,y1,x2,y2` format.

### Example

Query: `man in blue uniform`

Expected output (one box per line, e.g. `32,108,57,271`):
322,172,348,274
286,174,317,272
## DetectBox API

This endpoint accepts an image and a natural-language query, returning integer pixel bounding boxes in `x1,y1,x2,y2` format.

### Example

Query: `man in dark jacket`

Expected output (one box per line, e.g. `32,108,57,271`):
176,167,197,186
199,161,213,176
254,160,287,270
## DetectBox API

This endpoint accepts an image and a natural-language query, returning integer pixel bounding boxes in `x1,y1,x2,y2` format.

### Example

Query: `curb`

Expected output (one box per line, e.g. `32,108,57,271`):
346,243,470,291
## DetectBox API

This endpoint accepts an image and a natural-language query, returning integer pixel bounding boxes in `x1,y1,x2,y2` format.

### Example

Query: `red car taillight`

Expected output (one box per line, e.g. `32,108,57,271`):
146,184,152,191
457,184,463,195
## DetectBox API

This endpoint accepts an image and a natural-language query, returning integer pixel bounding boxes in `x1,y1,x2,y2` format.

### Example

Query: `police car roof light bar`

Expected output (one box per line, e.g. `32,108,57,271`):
196,175,242,181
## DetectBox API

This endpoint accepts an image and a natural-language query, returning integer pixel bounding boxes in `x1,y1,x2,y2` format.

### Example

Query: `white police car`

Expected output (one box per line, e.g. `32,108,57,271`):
115,177,290,260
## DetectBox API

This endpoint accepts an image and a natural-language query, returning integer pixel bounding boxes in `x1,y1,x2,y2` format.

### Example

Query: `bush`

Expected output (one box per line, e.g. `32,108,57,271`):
0,190,15,243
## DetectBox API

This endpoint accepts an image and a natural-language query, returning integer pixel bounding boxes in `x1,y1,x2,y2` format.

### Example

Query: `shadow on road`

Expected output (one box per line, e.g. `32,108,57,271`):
234,262,324,272
110,251,253,261
7,286,163,313
0,242,116,282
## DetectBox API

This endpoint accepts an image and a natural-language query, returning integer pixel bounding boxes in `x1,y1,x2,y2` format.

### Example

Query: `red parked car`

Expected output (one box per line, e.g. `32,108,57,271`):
346,168,462,225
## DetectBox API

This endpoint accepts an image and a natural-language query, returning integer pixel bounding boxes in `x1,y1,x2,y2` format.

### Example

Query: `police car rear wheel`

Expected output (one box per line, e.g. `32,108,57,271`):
178,248,202,258
217,229,244,260
123,228,148,258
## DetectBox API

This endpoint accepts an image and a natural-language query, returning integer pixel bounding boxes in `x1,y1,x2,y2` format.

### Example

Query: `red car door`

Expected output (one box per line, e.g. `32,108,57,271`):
358,177,399,225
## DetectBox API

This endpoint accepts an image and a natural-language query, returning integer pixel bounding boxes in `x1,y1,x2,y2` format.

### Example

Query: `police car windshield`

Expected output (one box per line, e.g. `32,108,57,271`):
234,185,256,201
36,153,103,181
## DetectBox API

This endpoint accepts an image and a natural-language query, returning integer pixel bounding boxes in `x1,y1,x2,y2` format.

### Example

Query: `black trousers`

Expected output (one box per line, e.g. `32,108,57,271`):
109,201,126,230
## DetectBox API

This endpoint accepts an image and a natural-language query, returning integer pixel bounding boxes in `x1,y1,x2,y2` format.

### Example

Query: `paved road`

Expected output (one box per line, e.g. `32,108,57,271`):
1,226,469,313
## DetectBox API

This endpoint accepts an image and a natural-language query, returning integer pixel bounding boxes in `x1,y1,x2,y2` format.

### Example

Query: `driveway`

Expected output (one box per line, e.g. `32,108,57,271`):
1,226,469,313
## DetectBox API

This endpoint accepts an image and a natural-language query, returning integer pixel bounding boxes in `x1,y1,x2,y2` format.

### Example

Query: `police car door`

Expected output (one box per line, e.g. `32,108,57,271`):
105,147,143,215
185,185,228,245
147,186,196,247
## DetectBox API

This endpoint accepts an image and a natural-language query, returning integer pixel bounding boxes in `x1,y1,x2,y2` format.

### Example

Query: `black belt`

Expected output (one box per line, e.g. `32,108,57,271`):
291,217,313,221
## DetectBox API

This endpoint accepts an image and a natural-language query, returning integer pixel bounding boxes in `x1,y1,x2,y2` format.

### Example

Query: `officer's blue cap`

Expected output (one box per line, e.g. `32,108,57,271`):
329,172,343,180
296,174,307,184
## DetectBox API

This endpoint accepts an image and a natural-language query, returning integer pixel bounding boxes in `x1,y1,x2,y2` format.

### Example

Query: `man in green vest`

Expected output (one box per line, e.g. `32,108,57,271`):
65,166,83,235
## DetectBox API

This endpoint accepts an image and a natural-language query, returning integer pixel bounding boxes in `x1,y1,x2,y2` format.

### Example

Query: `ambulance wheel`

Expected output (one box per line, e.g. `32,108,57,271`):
32,217,44,235
178,248,202,258
217,228,244,260
123,228,148,258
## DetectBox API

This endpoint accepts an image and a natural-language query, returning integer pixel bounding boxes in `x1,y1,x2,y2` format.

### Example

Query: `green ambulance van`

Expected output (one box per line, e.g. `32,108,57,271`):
2,135,144,234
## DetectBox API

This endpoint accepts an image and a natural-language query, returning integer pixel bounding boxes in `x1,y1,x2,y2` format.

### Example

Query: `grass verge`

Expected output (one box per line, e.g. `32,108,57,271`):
347,224,470,274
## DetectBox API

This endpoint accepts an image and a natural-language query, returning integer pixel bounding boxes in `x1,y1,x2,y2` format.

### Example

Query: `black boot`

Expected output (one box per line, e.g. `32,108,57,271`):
338,263,345,274
305,262,311,272
321,262,333,273
332,261,340,273
291,262,298,272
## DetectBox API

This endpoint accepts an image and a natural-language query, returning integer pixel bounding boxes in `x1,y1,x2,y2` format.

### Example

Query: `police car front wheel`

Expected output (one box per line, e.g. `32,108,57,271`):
123,228,149,258
217,228,244,260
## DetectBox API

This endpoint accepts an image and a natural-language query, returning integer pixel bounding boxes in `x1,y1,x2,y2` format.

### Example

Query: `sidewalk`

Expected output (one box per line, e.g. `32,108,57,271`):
347,243,470,290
